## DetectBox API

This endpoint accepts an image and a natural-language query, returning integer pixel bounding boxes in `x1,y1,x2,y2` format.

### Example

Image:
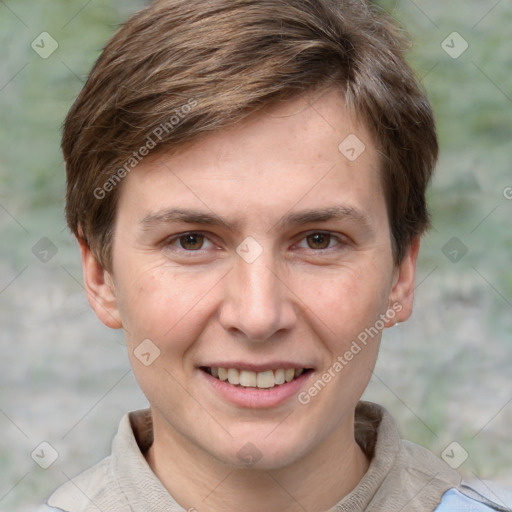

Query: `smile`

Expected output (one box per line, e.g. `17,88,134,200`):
201,367,312,389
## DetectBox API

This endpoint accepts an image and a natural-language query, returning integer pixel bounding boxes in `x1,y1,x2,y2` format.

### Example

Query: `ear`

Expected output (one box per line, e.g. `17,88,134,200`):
386,237,420,326
78,238,122,329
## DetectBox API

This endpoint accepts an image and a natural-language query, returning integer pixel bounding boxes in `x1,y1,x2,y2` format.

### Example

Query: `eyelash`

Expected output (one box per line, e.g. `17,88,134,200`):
162,231,348,256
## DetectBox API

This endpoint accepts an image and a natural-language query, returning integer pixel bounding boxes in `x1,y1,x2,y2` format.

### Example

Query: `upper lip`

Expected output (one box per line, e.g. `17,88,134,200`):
199,362,314,372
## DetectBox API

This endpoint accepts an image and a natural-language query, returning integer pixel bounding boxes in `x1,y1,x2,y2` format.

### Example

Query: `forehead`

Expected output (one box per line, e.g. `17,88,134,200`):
116,89,386,231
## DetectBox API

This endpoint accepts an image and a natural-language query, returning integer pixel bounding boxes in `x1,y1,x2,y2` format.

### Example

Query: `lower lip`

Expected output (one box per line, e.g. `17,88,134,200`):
199,369,313,409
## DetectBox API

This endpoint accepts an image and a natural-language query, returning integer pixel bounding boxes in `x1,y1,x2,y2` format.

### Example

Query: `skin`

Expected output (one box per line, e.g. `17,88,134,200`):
80,88,419,512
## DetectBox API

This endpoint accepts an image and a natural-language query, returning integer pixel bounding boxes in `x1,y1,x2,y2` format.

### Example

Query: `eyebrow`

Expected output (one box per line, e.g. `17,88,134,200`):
140,205,373,233
141,208,238,231
276,205,371,231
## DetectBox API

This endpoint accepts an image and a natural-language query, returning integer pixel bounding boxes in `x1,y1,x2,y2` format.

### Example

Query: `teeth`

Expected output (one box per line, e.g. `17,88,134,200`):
274,369,285,385
227,368,240,385
207,367,307,388
239,370,256,387
256,370,275,388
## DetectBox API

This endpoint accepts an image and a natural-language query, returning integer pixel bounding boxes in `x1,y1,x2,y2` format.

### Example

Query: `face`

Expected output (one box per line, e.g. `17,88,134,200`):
82,89,418,470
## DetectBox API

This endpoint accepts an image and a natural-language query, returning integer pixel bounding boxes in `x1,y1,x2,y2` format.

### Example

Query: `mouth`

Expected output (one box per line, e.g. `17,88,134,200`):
200,366,313,389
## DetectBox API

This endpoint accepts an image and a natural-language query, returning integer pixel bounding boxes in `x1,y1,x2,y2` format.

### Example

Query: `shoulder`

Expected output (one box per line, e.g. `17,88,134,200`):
361,403,510,512
396,442,512,511
44,455,121,512
435,487,512,511
41,410,152,512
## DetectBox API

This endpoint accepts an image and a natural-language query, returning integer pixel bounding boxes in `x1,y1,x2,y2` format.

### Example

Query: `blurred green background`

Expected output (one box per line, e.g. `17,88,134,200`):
0,0,511,510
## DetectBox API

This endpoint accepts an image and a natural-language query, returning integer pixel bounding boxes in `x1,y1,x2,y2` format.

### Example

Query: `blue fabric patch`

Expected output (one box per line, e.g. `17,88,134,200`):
435,489,500,511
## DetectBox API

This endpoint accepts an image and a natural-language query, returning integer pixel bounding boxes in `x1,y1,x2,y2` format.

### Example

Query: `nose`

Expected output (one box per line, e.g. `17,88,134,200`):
218,247,297,342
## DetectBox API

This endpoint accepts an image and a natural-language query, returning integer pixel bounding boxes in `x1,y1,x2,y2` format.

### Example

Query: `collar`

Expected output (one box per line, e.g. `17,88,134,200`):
49,401,462,511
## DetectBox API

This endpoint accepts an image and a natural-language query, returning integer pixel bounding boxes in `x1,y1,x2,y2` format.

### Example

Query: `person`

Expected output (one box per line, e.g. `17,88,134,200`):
40,0,511,510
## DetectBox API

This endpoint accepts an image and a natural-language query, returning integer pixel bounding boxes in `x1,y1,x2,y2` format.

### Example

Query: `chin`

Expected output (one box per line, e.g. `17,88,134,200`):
214,429,309,471
223,449,301,471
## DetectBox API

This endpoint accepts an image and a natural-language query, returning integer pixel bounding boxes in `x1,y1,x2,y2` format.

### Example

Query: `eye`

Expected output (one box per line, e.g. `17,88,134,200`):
165,232,215,251
178,233,205,250
296,232,346,251
306,232,331,250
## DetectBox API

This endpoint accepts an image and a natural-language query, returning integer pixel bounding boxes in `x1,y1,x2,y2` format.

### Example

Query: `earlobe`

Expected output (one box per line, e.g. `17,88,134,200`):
387,237,420,326
78,238,123,329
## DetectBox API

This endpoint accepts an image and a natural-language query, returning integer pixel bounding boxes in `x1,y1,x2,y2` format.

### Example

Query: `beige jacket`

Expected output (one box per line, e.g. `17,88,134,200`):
42,401,510,511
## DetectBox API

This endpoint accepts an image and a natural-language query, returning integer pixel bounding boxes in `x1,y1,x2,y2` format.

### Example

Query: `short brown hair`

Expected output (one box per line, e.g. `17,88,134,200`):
62,0,437,270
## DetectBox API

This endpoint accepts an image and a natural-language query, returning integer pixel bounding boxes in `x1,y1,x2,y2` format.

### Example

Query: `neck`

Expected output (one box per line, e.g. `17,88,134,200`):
145,411,370,512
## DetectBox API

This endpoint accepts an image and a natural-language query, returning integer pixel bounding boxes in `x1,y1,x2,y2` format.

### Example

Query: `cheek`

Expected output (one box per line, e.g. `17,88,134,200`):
302,263,392,342
115,261,222,349
116,263,220,409
296,268,388,415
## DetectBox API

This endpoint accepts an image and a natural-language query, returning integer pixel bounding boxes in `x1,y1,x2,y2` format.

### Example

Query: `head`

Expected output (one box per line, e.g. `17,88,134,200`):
63,0,437,470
